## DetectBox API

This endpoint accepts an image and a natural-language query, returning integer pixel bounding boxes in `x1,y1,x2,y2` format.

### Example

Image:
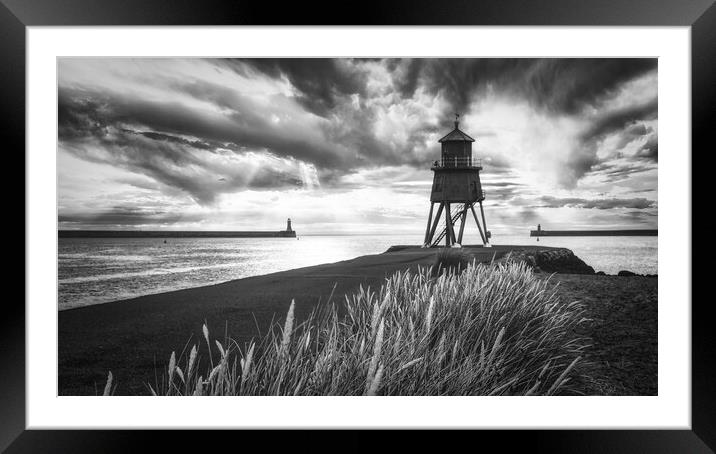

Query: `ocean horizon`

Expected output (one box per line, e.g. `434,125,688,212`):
58,233,657,310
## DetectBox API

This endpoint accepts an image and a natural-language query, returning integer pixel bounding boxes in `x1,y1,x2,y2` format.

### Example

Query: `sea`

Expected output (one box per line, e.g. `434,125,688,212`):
58,234,657,310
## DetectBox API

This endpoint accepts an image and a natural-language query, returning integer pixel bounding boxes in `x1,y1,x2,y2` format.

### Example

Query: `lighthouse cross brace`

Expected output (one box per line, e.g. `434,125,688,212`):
423,201,488,247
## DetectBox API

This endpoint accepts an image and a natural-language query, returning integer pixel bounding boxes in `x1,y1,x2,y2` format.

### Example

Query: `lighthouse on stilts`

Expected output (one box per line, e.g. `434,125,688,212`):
423,114,491,248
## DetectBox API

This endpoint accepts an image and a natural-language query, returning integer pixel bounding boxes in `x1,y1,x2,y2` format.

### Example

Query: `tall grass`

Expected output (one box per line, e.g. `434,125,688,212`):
130,261,589,396
432,248,471,276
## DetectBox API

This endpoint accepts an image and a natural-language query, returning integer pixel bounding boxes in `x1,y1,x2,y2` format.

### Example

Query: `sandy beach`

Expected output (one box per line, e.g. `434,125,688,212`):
58,245,656,396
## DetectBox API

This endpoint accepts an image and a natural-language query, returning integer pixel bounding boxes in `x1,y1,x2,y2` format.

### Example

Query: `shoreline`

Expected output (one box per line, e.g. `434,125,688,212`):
57,244,518,312
58,245,656,395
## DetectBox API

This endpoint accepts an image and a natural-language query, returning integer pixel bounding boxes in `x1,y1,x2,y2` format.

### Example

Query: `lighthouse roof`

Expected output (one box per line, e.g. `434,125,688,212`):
438,123,475,143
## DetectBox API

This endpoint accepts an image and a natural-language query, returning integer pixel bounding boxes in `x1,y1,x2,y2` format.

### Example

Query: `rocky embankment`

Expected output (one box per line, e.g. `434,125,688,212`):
612,270,657,278
388,245,652,277
500,247,596,274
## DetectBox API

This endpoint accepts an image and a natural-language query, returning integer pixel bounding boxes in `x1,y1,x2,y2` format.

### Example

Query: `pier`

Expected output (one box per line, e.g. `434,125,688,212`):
530,229,657,237
59,218,297,238
59,230,296,238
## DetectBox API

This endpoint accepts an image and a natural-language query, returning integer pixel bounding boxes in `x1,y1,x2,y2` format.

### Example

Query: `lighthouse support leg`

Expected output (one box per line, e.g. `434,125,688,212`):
426,203,444,246
470,204,487,245
479,201,490,245
444,203,453,247
449,203,459,246
457,204,468,244
423,202,435,247
450,213,458,245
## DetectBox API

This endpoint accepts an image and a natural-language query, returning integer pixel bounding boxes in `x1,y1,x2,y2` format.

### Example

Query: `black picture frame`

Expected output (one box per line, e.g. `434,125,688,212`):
5,0,711,451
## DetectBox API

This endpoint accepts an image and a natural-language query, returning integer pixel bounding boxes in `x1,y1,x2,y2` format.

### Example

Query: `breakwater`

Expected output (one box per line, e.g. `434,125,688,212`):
58,230,297,238
530,229,657,237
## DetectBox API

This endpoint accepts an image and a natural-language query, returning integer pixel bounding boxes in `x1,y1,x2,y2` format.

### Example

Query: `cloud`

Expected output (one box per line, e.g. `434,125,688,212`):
391,59,656,121
58,86,324,204
535,196,656,210
57,58,658,231
59,58,658,182
580,99,658,143
635,134,658,161
223,59,369,116
58,208,207,227
519,59,656,115
561,98,657,186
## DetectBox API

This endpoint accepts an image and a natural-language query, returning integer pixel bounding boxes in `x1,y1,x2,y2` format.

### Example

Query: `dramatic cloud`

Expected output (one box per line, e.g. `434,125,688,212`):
58,58,658,233
403,58,656,118
535,196,656,210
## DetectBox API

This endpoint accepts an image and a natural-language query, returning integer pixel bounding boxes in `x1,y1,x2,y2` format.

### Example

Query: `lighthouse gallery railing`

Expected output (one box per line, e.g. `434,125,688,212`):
432,157,482,168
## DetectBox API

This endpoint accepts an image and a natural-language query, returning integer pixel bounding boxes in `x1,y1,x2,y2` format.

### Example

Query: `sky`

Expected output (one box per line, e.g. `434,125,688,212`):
57,58,658,235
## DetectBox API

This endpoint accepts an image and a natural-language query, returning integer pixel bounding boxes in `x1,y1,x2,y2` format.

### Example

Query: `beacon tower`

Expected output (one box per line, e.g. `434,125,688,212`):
423,115,490,247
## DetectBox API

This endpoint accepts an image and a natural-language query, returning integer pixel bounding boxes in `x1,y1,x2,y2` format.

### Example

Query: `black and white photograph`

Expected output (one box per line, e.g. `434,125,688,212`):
57,57,659,397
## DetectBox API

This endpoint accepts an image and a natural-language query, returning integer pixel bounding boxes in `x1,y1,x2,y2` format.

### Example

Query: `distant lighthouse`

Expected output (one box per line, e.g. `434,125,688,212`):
423,115,491,247
286,218,293,232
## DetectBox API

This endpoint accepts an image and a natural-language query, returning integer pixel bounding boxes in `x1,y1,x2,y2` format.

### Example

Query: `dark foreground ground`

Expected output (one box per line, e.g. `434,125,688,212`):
58,245,656,395
542,274,657,395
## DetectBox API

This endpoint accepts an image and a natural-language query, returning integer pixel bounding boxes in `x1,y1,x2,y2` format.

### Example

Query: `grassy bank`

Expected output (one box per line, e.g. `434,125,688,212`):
106,260,592,396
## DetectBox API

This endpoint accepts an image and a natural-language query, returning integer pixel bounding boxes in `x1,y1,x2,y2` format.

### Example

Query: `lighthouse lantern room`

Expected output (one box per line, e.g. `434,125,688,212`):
423,115,491,247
